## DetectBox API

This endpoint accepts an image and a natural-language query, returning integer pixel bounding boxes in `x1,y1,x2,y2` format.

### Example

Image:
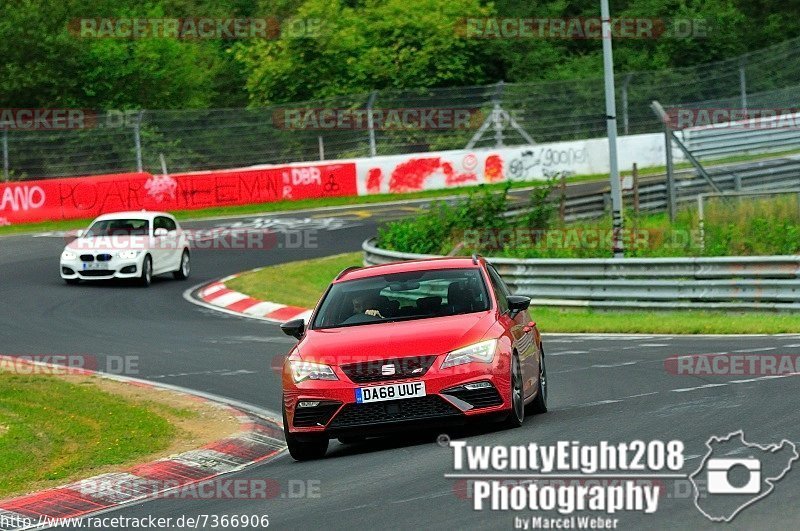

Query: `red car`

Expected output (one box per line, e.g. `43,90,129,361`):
279,256,547,460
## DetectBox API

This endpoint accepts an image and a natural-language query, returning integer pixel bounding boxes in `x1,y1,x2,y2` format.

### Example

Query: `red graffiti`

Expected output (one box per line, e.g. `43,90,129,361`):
0,164,357,224
484,154,503,182
443,162,477,186
387,157,476,193
366,168,382,193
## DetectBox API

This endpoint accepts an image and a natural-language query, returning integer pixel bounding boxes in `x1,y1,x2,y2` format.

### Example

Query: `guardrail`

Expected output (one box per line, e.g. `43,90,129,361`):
531,156,800,222
681,111,800,160
363,238,800,311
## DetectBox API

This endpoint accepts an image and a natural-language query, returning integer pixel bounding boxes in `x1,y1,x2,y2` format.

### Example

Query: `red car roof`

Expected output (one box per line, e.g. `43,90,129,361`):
336,257,482,283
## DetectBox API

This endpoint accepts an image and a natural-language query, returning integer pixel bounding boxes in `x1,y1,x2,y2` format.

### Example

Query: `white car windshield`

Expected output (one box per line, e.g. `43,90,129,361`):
85,219,150,237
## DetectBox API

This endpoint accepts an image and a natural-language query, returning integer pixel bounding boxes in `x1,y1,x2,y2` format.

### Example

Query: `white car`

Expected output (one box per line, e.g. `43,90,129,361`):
60,211,191,287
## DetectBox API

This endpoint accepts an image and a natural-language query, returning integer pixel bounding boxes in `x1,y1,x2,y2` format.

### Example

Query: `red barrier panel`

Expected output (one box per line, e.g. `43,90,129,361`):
0,163,357,224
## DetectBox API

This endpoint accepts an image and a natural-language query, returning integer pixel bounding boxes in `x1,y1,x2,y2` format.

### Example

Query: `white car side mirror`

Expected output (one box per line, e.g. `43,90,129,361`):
75,229,85,237
154,228,168,237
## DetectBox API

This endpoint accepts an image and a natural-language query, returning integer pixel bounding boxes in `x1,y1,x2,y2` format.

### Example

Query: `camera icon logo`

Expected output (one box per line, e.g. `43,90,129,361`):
706,457,761,495
690,430,798,522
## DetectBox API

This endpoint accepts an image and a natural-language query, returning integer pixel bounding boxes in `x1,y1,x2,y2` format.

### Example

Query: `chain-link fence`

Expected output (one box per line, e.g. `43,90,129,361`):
3,36,800,181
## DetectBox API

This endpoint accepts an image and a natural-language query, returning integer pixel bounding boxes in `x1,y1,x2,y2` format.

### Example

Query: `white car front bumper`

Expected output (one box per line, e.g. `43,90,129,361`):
60,253,144,281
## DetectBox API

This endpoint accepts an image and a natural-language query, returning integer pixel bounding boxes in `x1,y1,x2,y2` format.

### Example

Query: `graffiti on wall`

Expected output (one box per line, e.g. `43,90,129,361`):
0,163,357,224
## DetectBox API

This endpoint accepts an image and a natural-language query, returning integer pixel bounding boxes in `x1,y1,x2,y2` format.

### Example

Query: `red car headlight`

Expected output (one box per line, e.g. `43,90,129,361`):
289,360,338,383
441,339,498,369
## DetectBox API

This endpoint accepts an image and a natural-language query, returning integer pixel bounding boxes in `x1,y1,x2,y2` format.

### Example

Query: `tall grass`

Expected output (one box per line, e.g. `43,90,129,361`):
378,191,800,258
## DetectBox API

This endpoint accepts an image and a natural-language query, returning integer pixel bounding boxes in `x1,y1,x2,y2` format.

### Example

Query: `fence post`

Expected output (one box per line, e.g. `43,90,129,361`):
134,110,144,173
367,91,378,157
559,173,566,222
2,130,8,181
697,194,705,253
739,59,748,111
493,80,505,148
632,163,640,217
622,74,632,136
651,101,677,222
318,135,325,161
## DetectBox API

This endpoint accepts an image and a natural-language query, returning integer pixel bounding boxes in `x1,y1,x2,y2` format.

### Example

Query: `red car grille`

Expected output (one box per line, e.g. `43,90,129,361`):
329,396,460,428
339,355,438,384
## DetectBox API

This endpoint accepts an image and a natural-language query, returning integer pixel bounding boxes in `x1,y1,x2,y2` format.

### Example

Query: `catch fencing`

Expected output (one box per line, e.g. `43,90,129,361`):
4,36,800,181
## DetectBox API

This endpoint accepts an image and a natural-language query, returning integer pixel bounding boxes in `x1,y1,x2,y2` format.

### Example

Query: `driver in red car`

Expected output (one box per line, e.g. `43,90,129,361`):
352,294,384,318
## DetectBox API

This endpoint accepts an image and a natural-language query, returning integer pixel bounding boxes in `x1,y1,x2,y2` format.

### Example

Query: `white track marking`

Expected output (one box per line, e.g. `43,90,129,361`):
592,361,639,368
206,291,249,307
549,350,590,356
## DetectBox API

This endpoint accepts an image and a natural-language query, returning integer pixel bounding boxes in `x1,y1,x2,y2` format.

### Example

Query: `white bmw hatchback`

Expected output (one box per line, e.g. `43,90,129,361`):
60,211,191,287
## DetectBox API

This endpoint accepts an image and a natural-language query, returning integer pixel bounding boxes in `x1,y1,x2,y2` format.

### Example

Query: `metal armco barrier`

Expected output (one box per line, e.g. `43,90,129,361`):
551,156,800,221
362,239,800,311
681,112,800,160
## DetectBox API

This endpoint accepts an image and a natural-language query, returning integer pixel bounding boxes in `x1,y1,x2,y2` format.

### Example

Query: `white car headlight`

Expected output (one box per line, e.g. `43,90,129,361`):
117,250,142,259
61,250,77,260
289,360,338,383
441,339,498,369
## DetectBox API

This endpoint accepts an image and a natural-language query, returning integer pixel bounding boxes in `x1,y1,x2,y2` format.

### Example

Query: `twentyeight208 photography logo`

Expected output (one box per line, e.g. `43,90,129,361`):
690,431,799,522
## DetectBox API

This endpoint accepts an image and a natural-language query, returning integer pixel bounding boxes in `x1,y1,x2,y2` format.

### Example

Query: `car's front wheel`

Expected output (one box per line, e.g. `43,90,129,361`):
503,352,525,428
526,346,548,415
173,250,190,280
138,255,152,287
64,278,79,285
283,407,328,461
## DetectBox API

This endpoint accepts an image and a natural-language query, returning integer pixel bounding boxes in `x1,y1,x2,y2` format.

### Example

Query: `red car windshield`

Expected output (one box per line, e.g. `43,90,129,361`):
312,268,490,329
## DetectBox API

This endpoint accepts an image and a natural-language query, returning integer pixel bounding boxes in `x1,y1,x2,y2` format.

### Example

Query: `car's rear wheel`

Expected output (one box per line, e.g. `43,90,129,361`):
504,352,524,428
138,255,152,287
172,250,190,280
526,346,548,415
283,407,328,461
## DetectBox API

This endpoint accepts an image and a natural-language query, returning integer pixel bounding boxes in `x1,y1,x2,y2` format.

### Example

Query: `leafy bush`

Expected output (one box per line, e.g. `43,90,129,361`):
376,183,512,255
378,189,800,258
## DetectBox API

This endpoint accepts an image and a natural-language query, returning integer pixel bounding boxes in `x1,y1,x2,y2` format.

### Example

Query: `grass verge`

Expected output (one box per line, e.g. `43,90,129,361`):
226,253,800,334
0,369,239,498
226,252,363,309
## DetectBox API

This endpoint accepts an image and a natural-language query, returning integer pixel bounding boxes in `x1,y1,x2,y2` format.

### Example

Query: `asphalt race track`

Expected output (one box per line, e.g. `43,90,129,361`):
1,202,799,530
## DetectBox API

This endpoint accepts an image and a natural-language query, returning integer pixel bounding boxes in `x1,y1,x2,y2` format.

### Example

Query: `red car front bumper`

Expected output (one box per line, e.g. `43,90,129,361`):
283,353,513,438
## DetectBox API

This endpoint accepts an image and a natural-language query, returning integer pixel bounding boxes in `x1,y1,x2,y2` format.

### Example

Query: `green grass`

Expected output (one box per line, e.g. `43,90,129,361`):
225,253,800,334
534,307,800,334
226,252,363,309
0,372,176,497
